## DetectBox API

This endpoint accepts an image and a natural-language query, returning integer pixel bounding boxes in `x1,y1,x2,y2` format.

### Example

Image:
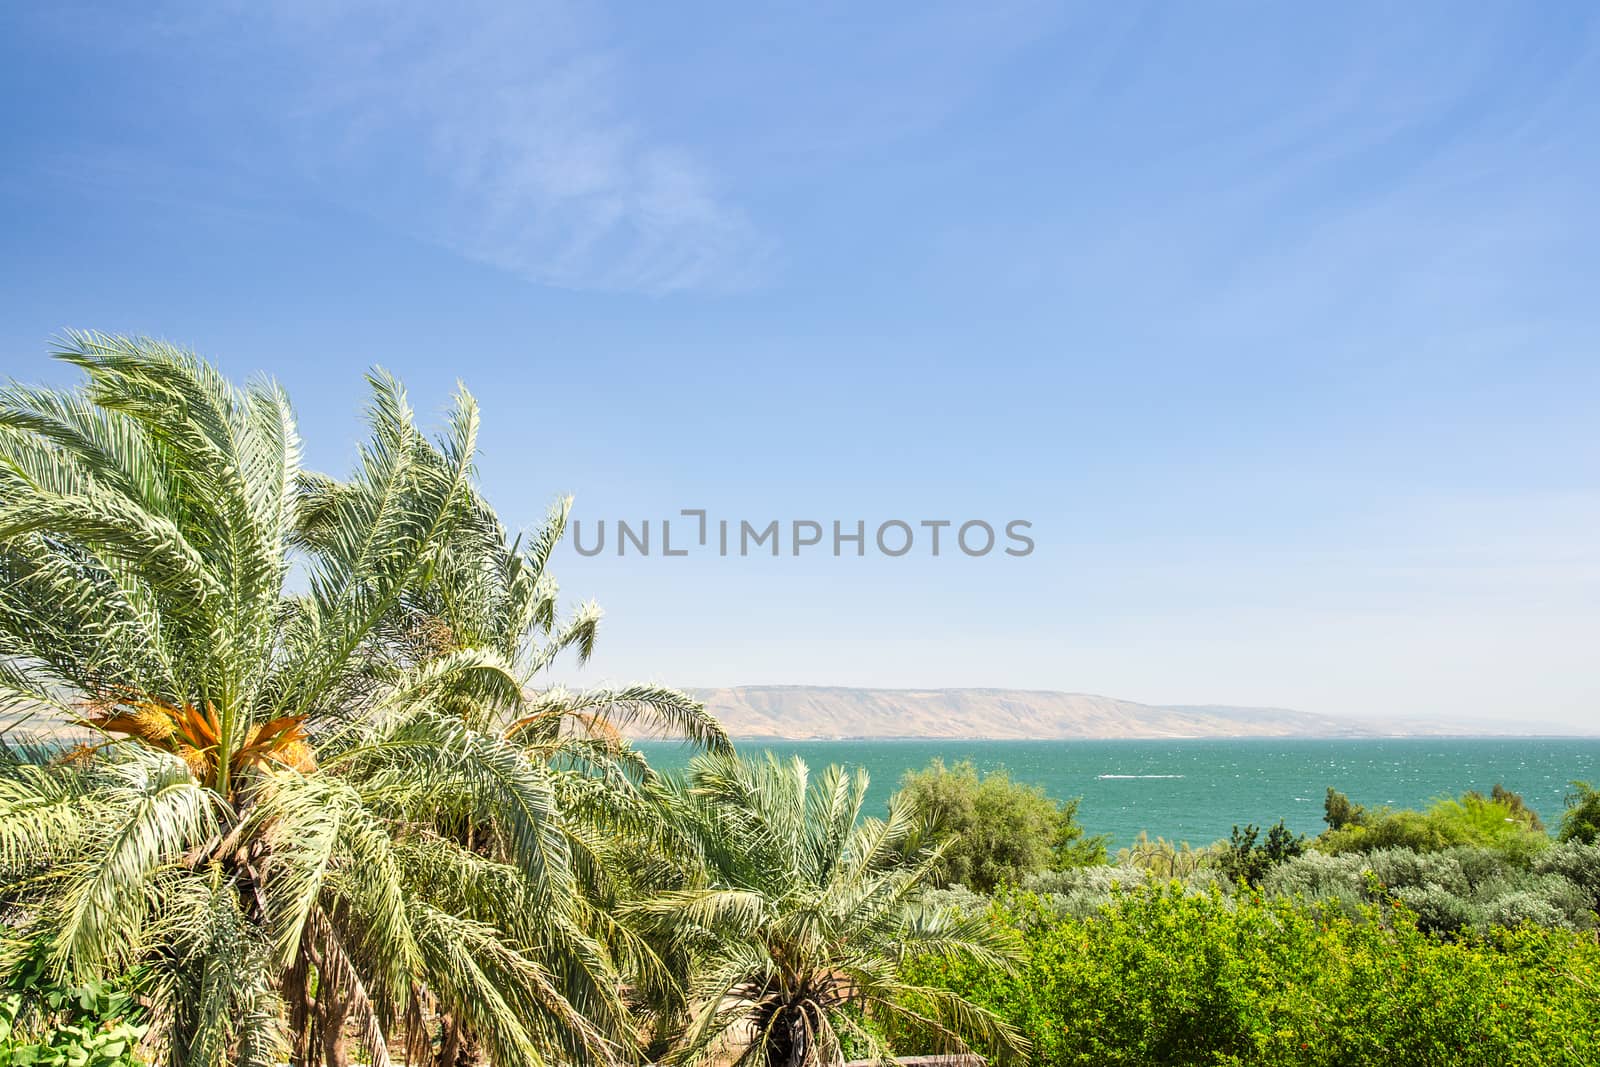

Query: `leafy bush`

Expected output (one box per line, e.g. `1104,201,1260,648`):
1363,846,1472,895
1533,839,1600,913
1318,790,1549,860
1014,867,1149,920
1012,862,1248,922
1262,844,1598,934
1020,866,1145,895
1558,781,1600,844
896,759,1107,891
920,883,993,918
911,885,1600,1066
1,948,147,1067
1487,784,1544,832
1258,850,1368,916
1217,819,1305,886
1390,882,1480,933
1477,886,1568,930
1323,787,1364,830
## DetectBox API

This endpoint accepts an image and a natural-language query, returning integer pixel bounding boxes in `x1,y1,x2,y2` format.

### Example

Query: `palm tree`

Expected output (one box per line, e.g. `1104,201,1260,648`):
317,468,731,1067
629,752,1028,1067
0,335,722,1067
1117,831,1206,880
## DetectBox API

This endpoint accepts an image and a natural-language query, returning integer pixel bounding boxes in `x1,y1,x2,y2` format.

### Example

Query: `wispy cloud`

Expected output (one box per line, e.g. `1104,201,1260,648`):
256,2,767,294
25,1,762,294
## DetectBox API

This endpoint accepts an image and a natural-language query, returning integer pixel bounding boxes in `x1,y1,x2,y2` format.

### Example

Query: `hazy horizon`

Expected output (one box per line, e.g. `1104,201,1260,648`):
670,683,1600,738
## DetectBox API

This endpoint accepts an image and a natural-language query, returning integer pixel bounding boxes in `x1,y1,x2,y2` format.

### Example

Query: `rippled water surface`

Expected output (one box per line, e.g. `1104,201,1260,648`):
635,737,1600,848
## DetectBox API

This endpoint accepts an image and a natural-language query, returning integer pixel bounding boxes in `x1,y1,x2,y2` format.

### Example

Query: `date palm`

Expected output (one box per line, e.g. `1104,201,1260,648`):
317,462,732,1066
630,753,1029,1067
0,335,714,1067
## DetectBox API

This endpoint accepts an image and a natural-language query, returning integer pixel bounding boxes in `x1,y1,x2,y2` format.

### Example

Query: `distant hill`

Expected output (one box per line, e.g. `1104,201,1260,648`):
685,686,1513,740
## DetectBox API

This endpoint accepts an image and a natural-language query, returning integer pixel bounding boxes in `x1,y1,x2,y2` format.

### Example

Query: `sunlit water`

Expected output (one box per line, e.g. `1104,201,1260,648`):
634,738,1600,848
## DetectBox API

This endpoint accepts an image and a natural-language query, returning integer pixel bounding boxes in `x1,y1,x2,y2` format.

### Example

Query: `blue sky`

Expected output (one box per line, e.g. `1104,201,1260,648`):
2,2,1597,728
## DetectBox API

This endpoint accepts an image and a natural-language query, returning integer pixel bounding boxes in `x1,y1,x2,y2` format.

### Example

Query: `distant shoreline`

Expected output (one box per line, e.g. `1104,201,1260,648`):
681,684,1592,741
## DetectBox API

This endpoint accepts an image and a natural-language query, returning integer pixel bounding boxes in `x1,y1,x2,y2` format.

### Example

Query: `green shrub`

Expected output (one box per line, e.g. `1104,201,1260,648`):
920,883,992,918
1453,843,1525,885
1323,787,1364,830
1259,850,1367,917
1488,784,1544,832
1558,781,1600,844
1478,887,1566,930
1,948,146,1067
1318,791,1549,859
1014,867,1149,920
895,759,1107,891
1390,882,1479,933
1534,839,1600,913
1364,847,1471,895
1218,820,1305,886
1260,845,1597,934
910,885,1600,1066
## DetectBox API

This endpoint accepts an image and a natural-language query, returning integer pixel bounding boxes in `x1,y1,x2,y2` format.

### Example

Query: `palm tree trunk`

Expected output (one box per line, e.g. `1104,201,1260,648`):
319,989,353,1067
284,954,315,1066
433,1012,483,1067
766,1008,810,1067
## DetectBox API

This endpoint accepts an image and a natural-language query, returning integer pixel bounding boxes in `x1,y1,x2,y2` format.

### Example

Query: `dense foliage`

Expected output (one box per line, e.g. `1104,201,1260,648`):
628,753,1027,1066
0,947,146,1067
1317,787,1549,859
0,338,735,1067
906,785,1600,1066
1559,781,1600,844
894,759,1106,891
911,885,1600,1067
1264,841,1600,934
0,338,1031,1067
1217,820,1305,887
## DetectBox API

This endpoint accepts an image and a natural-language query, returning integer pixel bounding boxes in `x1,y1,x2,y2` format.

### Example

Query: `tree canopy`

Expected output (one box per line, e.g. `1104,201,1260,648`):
0,337,724,1067
894,758,1106,892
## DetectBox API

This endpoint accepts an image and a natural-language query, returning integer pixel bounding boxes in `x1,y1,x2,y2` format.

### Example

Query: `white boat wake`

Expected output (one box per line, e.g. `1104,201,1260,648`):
1096,773,1185,779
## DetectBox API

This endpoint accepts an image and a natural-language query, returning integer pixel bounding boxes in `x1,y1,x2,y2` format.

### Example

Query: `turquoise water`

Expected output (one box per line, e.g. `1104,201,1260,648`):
634,738,1600,848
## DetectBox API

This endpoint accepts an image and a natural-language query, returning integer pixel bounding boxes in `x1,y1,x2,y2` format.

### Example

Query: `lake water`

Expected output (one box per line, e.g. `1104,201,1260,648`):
634,737,1600,848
